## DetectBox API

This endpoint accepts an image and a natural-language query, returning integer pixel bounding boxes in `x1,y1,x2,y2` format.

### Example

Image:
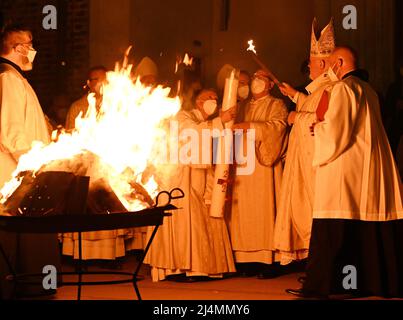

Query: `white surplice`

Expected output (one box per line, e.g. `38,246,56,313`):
274,73,336,264
230,95,288,265
313,75,403,221
0,63,50,189
144,109,236,281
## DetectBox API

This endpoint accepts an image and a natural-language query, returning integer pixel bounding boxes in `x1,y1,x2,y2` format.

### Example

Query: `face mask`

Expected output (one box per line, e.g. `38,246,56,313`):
27,49,37,63
328,62,341,81
251,78,266,95
238,85,249,100
305,72,331,94
203,100,217,116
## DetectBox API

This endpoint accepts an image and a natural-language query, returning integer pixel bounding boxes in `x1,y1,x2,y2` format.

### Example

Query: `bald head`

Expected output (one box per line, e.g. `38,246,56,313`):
330,46,358,79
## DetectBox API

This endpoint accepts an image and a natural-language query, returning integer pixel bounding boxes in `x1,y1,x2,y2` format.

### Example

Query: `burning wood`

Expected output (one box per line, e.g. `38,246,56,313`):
0,51,181,212
1,171,90,217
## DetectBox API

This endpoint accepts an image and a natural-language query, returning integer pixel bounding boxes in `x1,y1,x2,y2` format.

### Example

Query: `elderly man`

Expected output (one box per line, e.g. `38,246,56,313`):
230,69,288,279
290,46,403,299
274,18,337,266
145,89,237,282
65,66,107,130
0,24,59,299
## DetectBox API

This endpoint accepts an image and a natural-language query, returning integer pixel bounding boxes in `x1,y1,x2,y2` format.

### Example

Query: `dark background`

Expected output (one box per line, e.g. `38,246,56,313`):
0,0,402,123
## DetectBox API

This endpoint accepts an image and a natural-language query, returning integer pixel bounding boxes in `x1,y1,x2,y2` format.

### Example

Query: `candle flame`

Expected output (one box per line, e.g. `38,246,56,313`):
175,53,194,73
247,40,257,55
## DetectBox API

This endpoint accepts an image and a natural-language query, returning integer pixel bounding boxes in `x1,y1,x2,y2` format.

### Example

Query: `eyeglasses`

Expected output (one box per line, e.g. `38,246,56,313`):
14,42,34,50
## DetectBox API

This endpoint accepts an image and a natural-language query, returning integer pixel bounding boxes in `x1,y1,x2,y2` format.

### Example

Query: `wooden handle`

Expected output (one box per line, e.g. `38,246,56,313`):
250,53,282,87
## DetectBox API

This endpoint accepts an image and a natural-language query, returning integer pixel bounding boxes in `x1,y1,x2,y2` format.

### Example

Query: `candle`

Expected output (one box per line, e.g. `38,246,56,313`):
210,68,239,218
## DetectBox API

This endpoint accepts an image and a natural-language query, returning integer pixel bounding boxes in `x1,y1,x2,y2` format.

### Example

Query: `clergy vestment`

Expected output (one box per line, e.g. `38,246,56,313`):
144,109,236,282
0,62,50,188
273,72,335,265
0,60,60,299
230,95,288,265
303,71,403,297
65,95,89,130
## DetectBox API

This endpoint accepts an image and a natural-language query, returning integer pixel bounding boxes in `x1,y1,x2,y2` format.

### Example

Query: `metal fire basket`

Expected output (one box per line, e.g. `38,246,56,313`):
0,171,184,300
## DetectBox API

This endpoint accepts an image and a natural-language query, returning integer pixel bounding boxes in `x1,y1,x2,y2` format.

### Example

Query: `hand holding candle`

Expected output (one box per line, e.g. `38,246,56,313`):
210,68,240,218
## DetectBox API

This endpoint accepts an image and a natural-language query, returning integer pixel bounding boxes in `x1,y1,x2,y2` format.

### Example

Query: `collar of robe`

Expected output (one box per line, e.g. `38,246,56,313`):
251,94,269,104
0,57,26,78
193,108,205,122
305,72,332,94
342,69,369,82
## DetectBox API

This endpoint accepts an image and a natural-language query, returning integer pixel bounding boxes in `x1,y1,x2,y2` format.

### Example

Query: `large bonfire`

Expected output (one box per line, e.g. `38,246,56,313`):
0,49,181,212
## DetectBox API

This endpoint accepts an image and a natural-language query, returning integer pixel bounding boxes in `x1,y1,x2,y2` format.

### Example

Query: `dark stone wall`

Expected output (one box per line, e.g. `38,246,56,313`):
1,0,399,117
0,0,89,125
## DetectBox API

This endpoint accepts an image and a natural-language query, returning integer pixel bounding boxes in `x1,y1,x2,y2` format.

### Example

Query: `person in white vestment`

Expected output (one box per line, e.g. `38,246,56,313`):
289,46,403,299
274,18,337,265
0,24,60,299
230,69,289,279
145,89,237,282
65,66,107,130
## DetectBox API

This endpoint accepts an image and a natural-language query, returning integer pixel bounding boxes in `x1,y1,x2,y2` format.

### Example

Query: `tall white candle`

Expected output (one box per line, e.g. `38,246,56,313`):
210,68,239,218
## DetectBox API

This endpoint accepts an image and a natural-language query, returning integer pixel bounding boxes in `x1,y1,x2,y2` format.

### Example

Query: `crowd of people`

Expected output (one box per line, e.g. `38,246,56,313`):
0,18,402,300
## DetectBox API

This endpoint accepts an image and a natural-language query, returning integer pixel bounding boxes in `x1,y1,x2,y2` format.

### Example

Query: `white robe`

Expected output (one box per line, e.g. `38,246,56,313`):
230,95,288,265
0,63,50,189
65,95,89,130
144,109,236,282
274,73,336,264
313,75,403,221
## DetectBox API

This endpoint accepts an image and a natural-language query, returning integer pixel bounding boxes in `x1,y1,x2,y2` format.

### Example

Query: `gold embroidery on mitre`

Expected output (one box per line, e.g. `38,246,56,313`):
310,18,336,57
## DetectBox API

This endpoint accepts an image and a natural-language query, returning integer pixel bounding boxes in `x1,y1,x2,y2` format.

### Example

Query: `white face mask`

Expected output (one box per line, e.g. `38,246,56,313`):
237,85,250,100
328,62,341,81
251,78,266,95
305,71,331,94
27,49,37,63
203,100,217,116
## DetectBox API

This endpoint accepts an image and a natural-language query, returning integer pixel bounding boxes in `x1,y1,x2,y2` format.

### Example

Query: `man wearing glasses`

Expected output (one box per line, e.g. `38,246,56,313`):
0,24,49,188
0,24,59,299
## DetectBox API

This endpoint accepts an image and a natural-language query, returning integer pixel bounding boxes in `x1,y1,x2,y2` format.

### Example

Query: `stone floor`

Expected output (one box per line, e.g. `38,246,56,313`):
36,254,396,301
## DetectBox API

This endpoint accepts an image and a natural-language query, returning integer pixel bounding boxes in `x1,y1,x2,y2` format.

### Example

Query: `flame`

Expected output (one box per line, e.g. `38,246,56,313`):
0,50,181,212
183,53,193,66
247,40,257,55
175,53,194,73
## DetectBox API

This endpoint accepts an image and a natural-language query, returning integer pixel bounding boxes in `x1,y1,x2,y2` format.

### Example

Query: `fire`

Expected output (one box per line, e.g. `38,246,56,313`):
0,51,181,212
182,53,193,66
175,53,193,73
247,39,257,55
